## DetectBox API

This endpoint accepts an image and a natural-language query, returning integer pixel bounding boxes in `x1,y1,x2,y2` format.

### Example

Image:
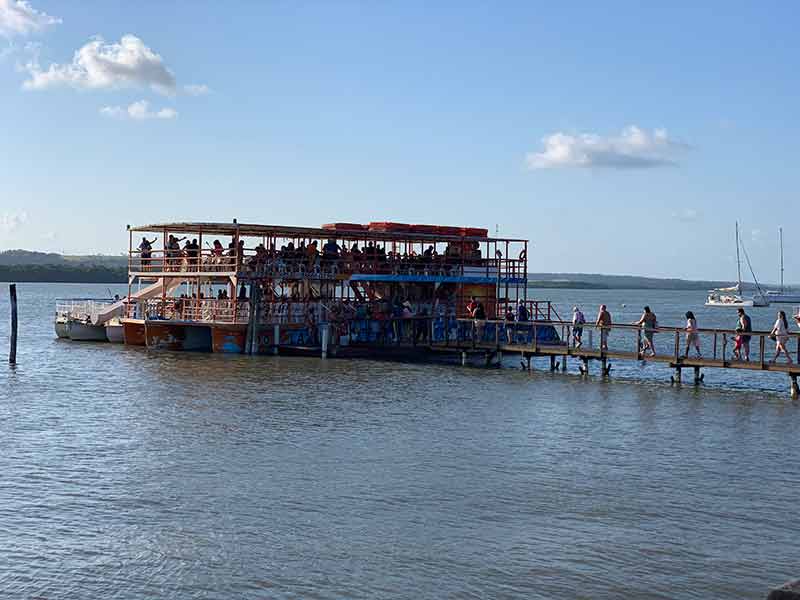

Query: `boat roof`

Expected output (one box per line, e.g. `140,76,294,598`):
128,221,527,243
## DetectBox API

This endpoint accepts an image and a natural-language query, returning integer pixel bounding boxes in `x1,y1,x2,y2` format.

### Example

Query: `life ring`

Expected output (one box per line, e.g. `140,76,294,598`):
518,249,527,261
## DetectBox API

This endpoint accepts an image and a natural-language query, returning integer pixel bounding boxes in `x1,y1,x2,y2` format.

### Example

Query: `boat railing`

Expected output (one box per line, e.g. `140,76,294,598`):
129,245,527,281
128,249,240,274
178,299,250,324
56,299,115,321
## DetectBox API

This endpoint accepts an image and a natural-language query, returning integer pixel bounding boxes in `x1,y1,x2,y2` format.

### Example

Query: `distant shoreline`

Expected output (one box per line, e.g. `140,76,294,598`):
1,251,796,290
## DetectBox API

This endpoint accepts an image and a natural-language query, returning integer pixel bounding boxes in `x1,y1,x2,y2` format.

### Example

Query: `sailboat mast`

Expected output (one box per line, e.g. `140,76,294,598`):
779,227,784,292
736,221,742,290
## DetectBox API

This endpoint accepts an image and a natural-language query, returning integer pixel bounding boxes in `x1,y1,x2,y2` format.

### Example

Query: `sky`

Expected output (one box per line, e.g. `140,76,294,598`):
0,1,798,282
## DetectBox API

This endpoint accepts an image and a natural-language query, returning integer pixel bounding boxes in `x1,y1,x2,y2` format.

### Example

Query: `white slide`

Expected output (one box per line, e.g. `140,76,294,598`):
92,278,182,325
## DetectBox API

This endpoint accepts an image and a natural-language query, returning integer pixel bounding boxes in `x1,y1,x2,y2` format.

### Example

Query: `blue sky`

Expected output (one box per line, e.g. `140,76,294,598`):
0,1,797,281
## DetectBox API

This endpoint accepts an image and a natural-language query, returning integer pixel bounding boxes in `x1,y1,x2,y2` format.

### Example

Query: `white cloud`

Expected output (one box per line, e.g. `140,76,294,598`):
526,125,688,170
0,0,60,37
0,210,28,232
100,99,178,120
184,83,210,96
671,208,699,223
23,34,176,94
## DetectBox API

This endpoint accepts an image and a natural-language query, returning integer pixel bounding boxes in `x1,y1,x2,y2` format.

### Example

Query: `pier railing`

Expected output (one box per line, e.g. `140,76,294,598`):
331,315,800,369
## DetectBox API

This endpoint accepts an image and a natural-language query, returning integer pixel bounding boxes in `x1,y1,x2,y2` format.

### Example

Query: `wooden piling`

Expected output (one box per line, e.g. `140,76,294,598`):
321,324,329,359
9,284,18,364
791,375,799,400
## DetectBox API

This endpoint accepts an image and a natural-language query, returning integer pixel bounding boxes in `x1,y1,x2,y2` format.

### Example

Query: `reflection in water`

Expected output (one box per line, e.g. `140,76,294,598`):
0,284,798,599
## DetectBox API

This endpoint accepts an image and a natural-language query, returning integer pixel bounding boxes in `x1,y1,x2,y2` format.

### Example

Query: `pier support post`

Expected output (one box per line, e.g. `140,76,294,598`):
461,351,467,367
9,284,17,365
245,284,261,355
321,324,329,359
693,366,704,385
601,357,610,376
561,356,567,372
549,355,556,372
273,324,280,355
579,357,589,375
672,366,682,385
790,375,799,400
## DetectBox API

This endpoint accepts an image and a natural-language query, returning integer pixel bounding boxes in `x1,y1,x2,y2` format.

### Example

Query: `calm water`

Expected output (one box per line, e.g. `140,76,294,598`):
1,283,799,599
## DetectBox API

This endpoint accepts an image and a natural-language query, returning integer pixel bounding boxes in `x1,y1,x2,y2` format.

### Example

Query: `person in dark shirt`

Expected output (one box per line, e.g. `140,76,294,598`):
734,308,752,361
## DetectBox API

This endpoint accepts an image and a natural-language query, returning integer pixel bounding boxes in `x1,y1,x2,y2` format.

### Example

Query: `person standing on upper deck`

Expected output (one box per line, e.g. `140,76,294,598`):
138,236,156,270
596,304,612,351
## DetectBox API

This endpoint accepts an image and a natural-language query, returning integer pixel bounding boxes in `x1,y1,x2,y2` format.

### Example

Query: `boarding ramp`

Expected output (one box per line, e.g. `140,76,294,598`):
92,278,182,325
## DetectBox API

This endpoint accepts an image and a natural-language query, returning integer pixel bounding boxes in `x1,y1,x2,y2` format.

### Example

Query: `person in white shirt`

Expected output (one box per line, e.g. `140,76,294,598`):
684,311,701,358
770,310,793,364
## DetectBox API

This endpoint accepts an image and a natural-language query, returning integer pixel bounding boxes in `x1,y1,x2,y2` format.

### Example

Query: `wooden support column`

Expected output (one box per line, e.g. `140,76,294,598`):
579,357,589,375
561,355,567,372
9,284,18,364
601,357,610,376
672,366,682,385
693,366,703,385
273,323,280,355
245,282,260,355
549,355,556,371
321,323,329,359
791,375,799,400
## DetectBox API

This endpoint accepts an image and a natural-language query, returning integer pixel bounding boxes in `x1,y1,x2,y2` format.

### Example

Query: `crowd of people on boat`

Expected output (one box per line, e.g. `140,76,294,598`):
137,235,490,274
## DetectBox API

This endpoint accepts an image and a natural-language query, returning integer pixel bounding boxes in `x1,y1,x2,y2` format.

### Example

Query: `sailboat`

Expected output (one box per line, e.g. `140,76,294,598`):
766,228,800,303
706,222,770,307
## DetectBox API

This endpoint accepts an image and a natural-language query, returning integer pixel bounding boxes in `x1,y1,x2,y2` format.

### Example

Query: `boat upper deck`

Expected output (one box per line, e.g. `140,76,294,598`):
127,221,529,284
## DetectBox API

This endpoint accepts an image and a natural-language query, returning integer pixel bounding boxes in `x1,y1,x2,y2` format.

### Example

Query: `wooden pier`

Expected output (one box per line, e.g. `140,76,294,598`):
439,319,800,398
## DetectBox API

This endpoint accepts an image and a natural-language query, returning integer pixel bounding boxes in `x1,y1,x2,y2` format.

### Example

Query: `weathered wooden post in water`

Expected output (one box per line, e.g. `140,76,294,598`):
9,284,18,364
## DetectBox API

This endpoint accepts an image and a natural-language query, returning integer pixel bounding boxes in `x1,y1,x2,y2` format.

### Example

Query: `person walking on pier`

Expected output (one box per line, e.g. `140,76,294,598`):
634,306,658,357
733,308,752,361
572,306,585,348
596,304,612,351
684,311,702,358
770,310,793,365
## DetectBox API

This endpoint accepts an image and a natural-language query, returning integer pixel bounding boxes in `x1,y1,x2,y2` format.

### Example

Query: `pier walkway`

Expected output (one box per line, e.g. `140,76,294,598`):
319,317,800,398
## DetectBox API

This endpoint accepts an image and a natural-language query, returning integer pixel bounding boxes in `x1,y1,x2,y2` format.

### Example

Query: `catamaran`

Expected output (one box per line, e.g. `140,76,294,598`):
706,222,769,307
766,228,800,303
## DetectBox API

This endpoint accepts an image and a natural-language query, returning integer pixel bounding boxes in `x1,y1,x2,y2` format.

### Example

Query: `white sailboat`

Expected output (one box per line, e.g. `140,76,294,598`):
766,228,800,303
706,222,770,307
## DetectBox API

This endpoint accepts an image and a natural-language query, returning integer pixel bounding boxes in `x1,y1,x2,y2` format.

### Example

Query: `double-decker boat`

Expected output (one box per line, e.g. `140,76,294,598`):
107,220,541,354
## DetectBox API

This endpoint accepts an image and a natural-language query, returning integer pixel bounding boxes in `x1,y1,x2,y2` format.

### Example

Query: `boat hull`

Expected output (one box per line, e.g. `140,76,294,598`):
55,320,69,339
211,325,247,353
121,319,147,346
145,322,212,351
105,323,125,343
766,292,800,303
67,319,108,342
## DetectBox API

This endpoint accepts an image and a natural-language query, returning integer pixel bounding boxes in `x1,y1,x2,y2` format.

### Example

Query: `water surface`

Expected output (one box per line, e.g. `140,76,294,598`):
0,283,798,599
